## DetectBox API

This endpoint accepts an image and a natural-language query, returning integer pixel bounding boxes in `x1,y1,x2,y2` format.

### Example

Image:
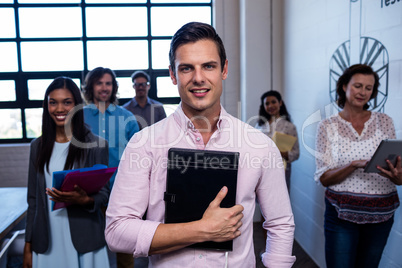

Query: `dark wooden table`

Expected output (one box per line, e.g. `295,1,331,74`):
0,187,27,241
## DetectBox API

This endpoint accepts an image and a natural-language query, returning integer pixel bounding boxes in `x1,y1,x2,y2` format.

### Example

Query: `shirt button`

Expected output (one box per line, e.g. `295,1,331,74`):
199,254,203,259
196,137,201,142
102,130,105,133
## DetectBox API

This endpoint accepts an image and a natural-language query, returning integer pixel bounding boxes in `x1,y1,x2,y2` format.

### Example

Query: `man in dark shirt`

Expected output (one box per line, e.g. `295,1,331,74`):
123,70,166,130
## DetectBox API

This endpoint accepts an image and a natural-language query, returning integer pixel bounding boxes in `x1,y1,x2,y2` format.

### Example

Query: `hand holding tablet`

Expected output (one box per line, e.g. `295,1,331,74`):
364,140,402,173
364,140,402,185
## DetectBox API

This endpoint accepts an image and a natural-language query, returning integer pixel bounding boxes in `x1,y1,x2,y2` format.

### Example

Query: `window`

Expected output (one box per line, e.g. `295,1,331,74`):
0,0,211,143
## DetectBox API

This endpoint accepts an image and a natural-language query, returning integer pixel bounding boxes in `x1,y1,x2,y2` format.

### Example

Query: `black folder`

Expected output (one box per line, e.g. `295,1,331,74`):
164,148,240,251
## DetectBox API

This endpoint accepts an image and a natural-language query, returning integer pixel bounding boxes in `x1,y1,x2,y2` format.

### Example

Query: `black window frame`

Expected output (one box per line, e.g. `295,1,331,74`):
0,0,212,144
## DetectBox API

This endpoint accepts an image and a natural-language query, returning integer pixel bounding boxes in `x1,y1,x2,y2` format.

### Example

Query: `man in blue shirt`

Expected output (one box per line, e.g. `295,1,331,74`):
123,70,166,130
82,67,139,268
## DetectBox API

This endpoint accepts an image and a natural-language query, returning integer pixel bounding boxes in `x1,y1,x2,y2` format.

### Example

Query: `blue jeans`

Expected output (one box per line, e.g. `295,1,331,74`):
324,198,393,268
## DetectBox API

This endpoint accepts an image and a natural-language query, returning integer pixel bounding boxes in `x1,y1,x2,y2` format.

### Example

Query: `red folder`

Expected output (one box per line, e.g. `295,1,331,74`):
53,167,117,210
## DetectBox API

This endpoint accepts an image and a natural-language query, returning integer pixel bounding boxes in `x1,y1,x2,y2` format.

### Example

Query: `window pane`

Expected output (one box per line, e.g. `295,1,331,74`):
116,77,134,99
19,8,82,38
28,79,80,100
163,104,179,117
151,7,211,36
0,42,18,72
0,0,13,3
21,41,84,71
152,40,170,69
25,108,43,138
85,0,145,3
18,0,80,3
0,109,22,139
86,7,147,37
157,76,179,98
0,80,16,101
0,8,16,38
151,0,210,3
87,40,148,70
28,79,53,100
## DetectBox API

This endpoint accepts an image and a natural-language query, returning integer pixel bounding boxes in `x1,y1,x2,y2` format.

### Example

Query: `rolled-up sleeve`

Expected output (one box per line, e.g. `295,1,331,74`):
105,133,160,257
257,143,296,267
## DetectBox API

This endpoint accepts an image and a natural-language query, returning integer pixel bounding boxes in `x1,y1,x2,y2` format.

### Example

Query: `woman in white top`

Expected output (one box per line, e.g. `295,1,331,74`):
255,90,299,192
314,64,402,268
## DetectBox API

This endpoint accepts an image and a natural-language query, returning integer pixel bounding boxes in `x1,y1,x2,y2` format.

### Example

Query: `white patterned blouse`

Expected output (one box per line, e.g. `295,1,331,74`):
314,112,399,224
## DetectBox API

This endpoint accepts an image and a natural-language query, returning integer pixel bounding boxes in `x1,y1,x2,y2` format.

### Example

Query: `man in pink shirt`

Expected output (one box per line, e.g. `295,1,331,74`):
105,22,296,267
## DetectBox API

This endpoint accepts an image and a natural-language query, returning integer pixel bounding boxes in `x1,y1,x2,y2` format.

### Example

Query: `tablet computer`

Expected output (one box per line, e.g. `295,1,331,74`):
364,139,402,173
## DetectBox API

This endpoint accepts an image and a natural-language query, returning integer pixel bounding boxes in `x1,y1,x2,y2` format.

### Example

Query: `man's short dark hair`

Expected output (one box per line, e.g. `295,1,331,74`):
169,22,227,75
131,70,150,83
82,67,119,105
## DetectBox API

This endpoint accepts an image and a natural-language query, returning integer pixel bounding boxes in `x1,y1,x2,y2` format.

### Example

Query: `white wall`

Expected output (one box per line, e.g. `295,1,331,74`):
239,0,272,122
214,0,241,117
215,0,284,121
283,0,402,267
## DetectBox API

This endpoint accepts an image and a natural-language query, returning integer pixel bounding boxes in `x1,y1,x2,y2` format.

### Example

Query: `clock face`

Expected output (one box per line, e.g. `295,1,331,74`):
329,37,389,112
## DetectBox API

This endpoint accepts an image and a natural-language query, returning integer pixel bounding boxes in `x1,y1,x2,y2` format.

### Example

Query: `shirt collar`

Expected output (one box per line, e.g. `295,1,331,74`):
106,104,117,114
86,103,116,115
173,102,229,133
272,115,286,123
131,97,151,107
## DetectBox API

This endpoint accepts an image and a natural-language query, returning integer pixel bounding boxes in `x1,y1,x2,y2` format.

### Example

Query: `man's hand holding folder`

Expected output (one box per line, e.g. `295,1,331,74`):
199,186,244,242
150,186,244,255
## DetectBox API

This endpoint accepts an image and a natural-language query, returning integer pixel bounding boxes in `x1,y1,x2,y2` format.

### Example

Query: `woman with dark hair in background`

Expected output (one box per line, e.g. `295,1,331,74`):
314,64,402,268
23,77,110,268
255,90,299,192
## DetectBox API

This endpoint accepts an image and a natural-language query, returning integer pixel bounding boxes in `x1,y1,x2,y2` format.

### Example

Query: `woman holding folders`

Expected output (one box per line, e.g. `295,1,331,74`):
255,90,299,192
23,77,110,268
314,64,402,268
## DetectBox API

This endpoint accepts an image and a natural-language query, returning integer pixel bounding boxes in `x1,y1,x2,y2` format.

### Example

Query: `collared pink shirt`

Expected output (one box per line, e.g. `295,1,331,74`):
106,104,296,267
